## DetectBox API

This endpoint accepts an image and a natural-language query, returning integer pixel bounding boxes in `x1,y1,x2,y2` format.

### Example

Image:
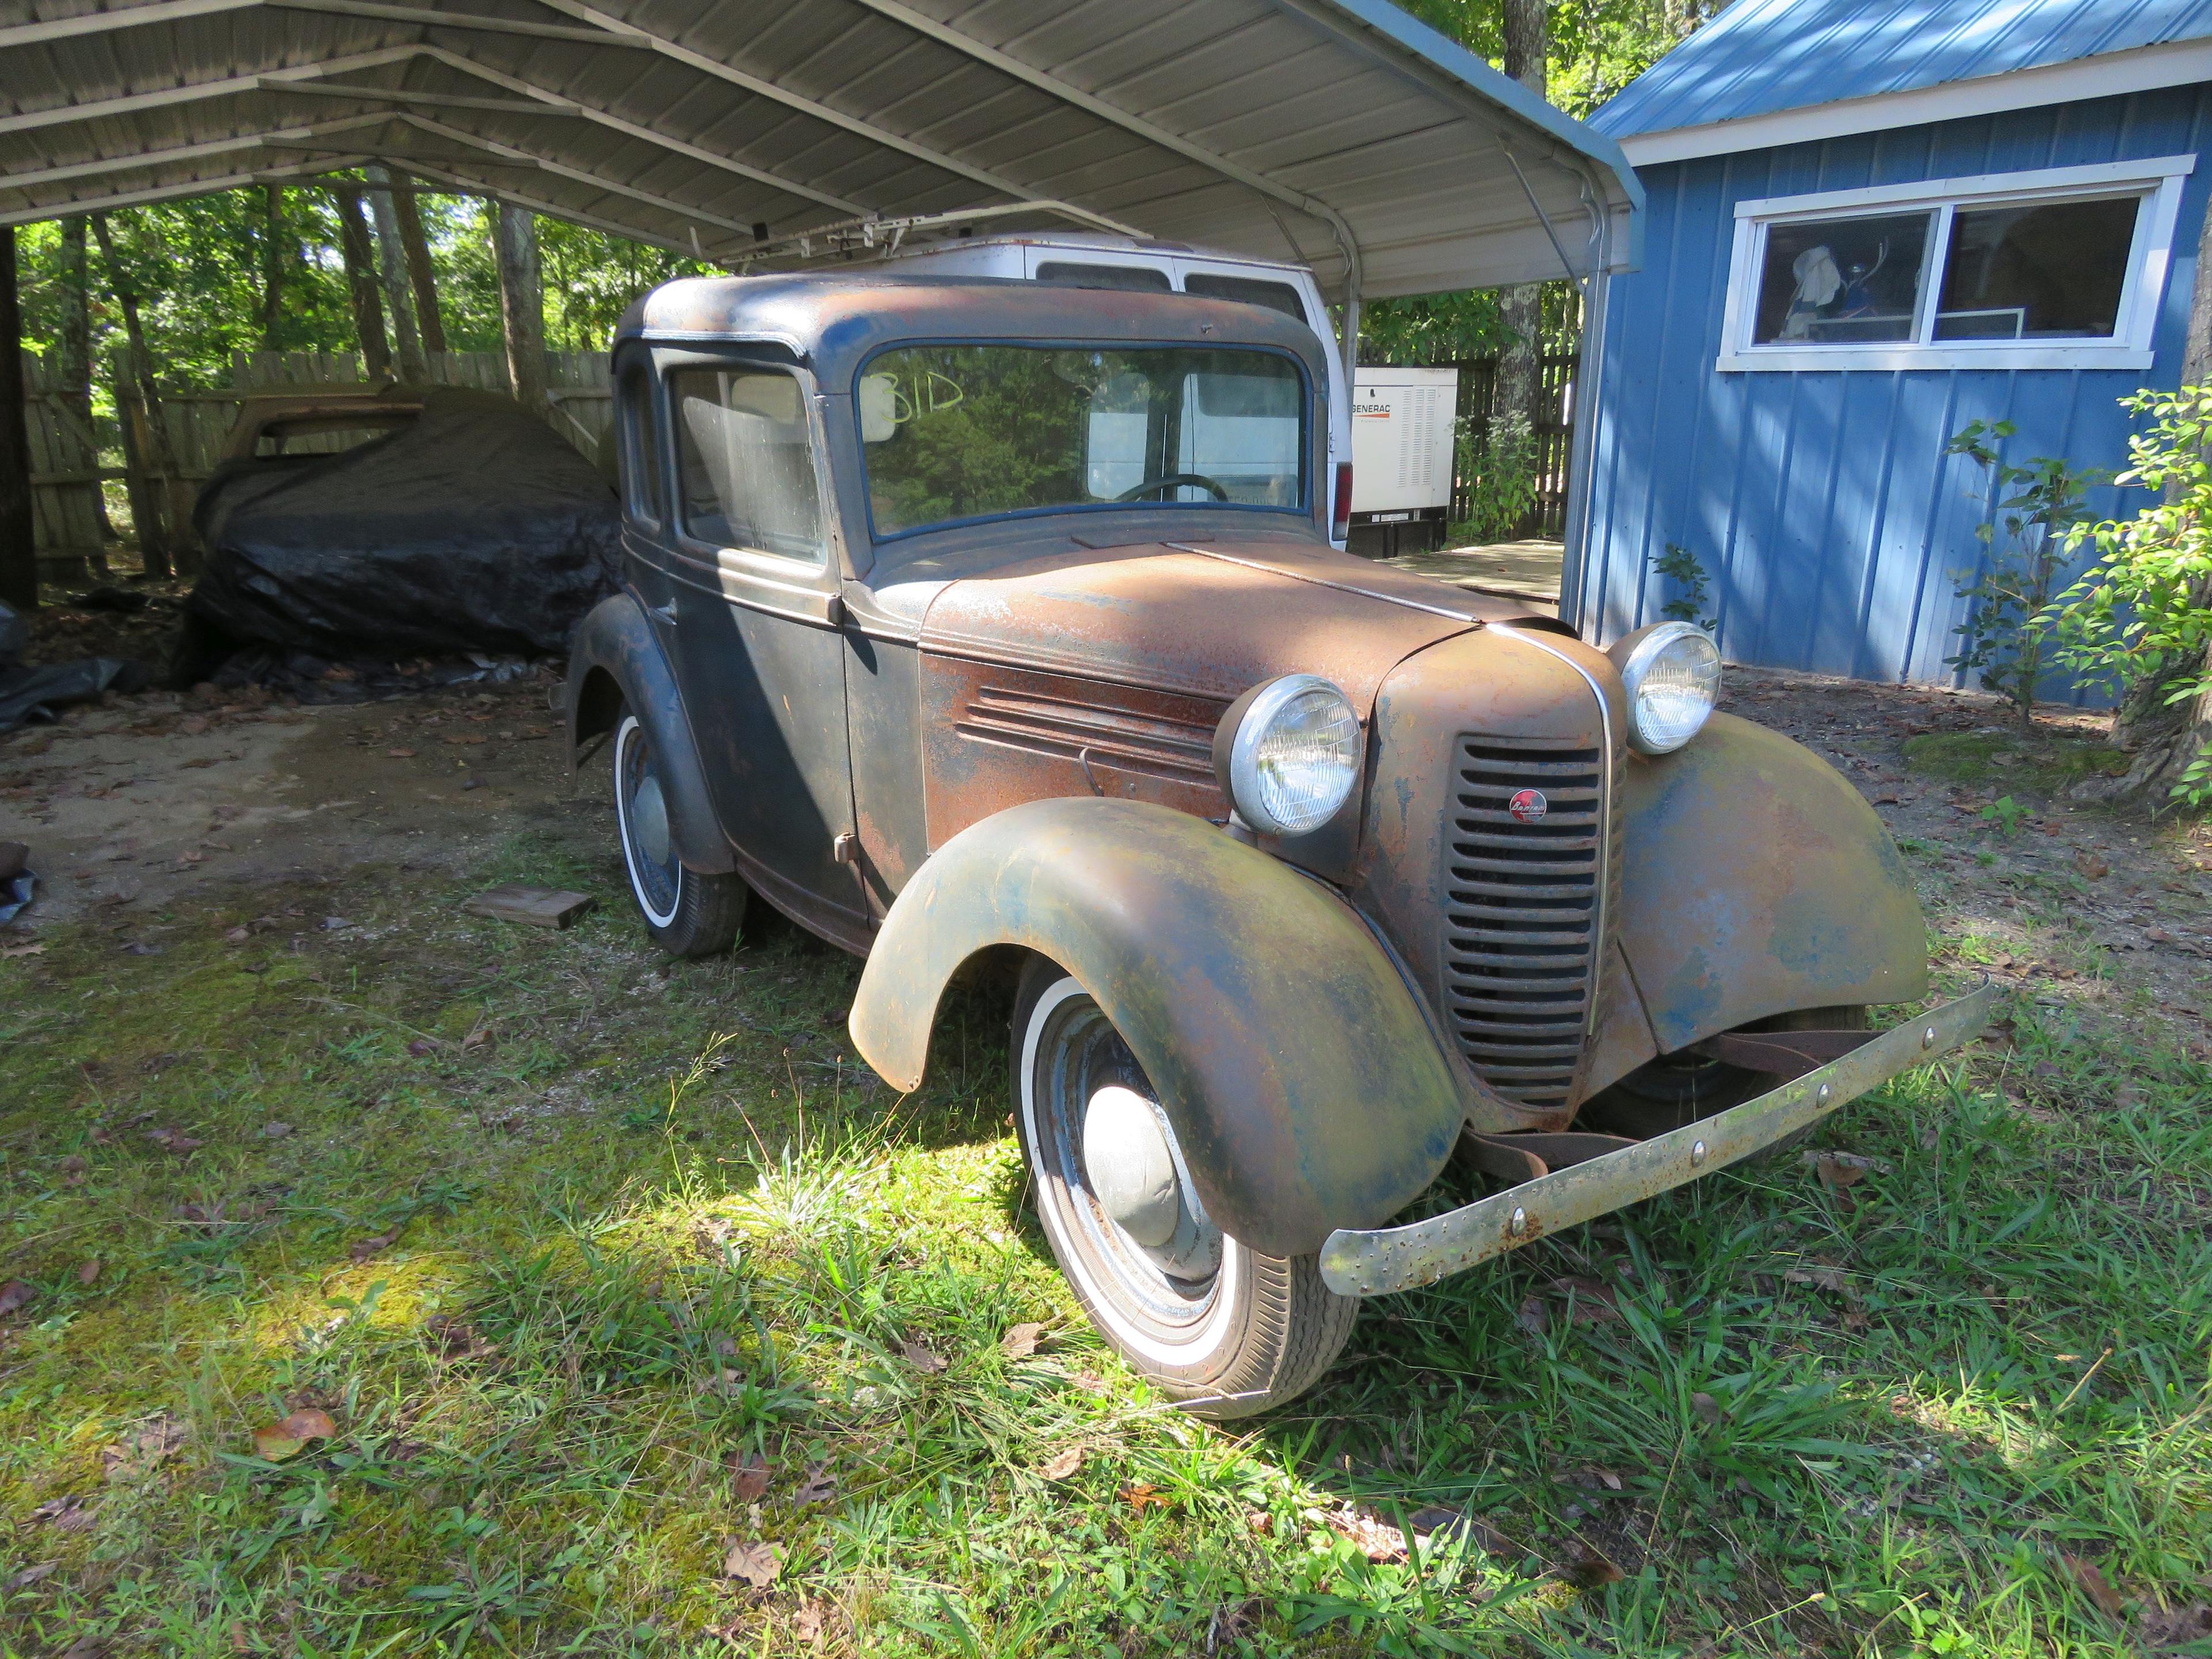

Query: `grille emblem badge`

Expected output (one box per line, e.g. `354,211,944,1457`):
1508,787,1548,824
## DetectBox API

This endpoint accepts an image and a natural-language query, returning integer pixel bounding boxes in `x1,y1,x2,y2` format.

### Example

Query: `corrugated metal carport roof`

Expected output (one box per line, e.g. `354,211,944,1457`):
0,0,1640,302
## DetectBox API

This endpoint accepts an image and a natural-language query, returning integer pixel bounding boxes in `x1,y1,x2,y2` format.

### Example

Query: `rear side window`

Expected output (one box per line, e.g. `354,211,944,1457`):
1183,272,1306,323
1035,261,1173,293
671,366,824,564
616,362,664,524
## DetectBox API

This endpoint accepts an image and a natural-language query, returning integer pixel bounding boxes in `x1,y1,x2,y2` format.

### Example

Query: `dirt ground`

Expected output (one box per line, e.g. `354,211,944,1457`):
3,599,2208,1051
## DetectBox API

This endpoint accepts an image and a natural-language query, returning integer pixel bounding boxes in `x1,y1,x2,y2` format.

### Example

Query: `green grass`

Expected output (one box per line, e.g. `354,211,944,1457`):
1902,731,2131,795
2,832,2209,1657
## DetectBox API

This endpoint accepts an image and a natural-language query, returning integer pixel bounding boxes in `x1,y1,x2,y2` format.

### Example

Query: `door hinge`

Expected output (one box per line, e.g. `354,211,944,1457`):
831,831,858,865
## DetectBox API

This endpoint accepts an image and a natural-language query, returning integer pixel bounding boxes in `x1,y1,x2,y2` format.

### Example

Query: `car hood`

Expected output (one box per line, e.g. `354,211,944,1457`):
918,537,1541,709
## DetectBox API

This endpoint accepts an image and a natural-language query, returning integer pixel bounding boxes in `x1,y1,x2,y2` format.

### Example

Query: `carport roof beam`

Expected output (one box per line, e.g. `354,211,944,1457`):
258,81,589,117
0,114,389,195
527,0,1052,209
0,155,374,225
266,0,655,47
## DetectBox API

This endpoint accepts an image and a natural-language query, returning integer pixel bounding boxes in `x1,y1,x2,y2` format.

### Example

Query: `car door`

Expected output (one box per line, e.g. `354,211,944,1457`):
658,352,864,943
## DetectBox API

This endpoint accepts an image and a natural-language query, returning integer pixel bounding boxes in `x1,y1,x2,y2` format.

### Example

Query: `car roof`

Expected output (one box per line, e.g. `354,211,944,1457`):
615,272,1331,387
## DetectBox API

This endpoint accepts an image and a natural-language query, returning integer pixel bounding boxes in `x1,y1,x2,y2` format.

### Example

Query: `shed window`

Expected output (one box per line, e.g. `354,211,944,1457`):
1721,157,2192,372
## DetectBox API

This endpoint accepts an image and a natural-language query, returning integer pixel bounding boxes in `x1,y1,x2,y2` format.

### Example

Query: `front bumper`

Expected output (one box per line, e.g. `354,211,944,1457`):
1319,980,1999,1298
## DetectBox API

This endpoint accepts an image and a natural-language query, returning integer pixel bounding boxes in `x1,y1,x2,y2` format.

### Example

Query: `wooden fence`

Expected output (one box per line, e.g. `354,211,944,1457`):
1444,347,1579,540
26,349,614,583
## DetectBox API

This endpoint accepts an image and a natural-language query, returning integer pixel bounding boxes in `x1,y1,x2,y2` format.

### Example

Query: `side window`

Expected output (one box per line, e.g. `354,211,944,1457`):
1183,272,1306,322
616,361,664,524
669,365,824,565
1034,260,1173,293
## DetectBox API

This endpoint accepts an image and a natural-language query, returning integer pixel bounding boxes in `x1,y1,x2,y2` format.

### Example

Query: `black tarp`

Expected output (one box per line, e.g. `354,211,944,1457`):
180,388,620,678
0,598,147,734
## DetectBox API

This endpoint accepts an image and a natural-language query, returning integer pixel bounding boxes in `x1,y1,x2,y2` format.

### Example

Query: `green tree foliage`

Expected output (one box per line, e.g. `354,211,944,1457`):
1941,418,2107,732
14,180,710,391
2052,385,2212,807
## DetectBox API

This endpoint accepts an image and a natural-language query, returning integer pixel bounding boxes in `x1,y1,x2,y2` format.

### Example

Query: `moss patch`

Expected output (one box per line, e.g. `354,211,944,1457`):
1902,728,2130,794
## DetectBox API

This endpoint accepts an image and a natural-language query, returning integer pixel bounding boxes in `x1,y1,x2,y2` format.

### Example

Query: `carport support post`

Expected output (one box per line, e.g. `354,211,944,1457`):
0,225,35,612
495,203,547,419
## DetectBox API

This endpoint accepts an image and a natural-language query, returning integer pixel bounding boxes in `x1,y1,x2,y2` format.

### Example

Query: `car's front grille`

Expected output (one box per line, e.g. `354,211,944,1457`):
1442,734,1608,1112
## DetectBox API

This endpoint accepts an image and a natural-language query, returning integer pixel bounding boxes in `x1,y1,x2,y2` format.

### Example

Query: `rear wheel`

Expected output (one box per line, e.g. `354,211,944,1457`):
612,708,746,957
1012,956,1357,1419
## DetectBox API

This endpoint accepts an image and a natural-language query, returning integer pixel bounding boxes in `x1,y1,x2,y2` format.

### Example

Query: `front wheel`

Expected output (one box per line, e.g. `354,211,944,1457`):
1011,957,1357,1419
612,708,747,957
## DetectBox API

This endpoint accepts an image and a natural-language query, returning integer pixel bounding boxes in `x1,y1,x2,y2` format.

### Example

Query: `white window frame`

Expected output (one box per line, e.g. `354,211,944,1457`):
1717,156,2195,373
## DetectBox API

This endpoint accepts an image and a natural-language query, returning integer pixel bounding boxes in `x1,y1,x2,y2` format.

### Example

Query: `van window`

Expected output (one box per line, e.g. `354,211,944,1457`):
616,361,664,524
671,365,824,564
1035,261,1173,293
1183,272,1306,323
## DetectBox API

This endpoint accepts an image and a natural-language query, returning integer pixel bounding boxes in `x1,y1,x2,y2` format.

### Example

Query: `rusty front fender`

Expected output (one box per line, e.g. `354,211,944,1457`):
847,797,1467,1257
1585,713,1929,1094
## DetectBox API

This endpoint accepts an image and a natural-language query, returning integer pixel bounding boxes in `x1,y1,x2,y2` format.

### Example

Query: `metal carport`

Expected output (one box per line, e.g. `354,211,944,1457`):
0,0,1641,600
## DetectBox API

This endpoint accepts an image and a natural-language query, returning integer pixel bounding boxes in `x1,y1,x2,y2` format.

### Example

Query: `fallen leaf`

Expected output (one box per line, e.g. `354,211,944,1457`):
901,1340,948,1374
180,716,209,736
1691,1391,1721,1425
75,1259,100,1286
2074,851,2111,881
406,1038,438,1057
724,1539,783,1588
1812,1153,1871,1192
792,1461,837,1505
1325,1503,1408,1562
1785,1263,1850,1294
253,1407,337,1462
730,1451,773,1502
2061,1551,2125,1619
145,1128,204,1154
2,1561,56,1592
101,1414,187,1478
259,1122,293,1139
59,1154,87,1185
0,1279,35,1317
0,940,43,958
349,1226,402,1263
1000,1321,1044,1359
224,926,249,943
1548,1275,1622,1323
792,1600,829,1645
1039,1446,1084,1481
30,1494,90,1527
1562,1539,1626,1589
385,748,416,759
1121,1481,1170,1514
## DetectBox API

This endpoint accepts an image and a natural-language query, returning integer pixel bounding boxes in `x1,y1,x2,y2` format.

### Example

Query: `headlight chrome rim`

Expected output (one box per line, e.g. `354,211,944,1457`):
1221,673,1361,837
1618,621,1721,755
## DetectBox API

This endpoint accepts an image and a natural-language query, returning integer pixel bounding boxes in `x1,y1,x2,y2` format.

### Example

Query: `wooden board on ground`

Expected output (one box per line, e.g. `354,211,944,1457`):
464,884,595,929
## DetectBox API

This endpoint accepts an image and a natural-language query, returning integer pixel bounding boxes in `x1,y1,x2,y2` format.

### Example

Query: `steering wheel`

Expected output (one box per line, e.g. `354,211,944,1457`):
1114,472,1229,503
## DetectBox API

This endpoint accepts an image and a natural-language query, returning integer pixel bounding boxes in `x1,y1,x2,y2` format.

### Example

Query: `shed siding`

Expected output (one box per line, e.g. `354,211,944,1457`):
1576,84,2212,691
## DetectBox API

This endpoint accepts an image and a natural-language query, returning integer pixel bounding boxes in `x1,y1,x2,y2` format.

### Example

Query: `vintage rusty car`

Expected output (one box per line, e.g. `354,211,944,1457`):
565,274,1991,1417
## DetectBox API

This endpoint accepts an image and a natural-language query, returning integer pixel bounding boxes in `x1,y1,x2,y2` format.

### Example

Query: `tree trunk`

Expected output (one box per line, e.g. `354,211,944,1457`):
90,214,186,579
330,183,392,380
390,175,446,354
495,202,547,418
364,166,427,382
0,226,36,612
2097,191,2212,805
259,183,287,351
1494,0,1550,538
57,216,118,551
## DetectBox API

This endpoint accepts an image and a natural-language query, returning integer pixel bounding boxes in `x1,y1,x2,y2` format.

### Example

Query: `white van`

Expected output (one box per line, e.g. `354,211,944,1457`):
883,230,1354,547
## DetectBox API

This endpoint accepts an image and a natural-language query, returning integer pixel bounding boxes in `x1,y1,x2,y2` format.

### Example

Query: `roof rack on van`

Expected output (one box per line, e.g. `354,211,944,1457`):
732,199,1155,271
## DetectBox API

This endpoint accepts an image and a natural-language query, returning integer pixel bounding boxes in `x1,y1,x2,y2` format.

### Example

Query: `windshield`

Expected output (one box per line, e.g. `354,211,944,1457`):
858,344,1306,538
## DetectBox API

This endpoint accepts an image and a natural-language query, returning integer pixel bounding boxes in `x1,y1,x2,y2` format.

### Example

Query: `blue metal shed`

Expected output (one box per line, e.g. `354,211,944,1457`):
1569,0,2212,688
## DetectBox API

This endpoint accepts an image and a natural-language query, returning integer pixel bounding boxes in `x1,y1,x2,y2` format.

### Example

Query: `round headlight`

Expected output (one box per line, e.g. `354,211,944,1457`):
1612,622,1722,755
1213,674,1361,837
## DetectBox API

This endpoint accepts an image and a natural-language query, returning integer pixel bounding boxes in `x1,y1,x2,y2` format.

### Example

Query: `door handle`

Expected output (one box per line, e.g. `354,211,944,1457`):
647,599,677,626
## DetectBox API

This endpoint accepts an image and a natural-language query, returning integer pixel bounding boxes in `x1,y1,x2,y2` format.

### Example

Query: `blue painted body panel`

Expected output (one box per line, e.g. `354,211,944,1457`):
1590,0,2212,139
1574,85,2212,690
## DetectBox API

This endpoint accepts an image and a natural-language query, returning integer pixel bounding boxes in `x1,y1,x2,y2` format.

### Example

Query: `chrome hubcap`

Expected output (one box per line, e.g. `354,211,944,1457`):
631,772,672,866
